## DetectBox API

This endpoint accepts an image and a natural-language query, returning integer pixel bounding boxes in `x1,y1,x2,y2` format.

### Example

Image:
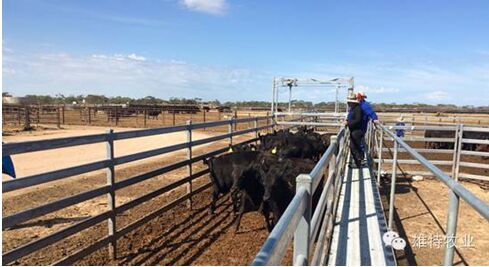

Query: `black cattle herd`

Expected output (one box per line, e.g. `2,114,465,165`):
203,126,334,232
201,126,489,233
424,129,489,153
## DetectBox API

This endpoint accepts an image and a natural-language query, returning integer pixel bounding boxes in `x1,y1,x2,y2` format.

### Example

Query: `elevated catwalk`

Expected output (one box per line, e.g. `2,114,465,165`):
327,161,396,266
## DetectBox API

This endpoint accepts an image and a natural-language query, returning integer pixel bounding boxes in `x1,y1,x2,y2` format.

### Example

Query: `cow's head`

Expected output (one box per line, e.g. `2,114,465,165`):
203,157,213,168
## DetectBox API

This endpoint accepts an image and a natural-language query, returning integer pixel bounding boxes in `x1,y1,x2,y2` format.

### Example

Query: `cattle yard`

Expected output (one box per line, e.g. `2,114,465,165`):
2,107,489,266
2,104,268,132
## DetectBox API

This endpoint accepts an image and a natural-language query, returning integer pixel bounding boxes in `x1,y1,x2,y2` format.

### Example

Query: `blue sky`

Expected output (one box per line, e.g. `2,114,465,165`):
3,0,489,105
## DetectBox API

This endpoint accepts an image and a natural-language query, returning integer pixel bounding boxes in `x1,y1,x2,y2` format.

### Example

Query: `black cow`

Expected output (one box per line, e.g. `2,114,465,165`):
425,130,489,151
233,155,315,231
462,131,489,151
258,132,322,160
147,110,161,119
260,158,316,227
203,151,261,214
106,107,136,121
277,135,318,160
233,166,273,232
228,143,257,152
424,130,455,150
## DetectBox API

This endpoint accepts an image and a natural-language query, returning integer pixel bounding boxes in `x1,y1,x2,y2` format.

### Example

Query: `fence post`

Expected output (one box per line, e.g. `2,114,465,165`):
144,109,147,128
450,124,460,179
266,111,270,133
17,108,21,125
234,110,238,131
377,130,384,184
254,116,258,140
56,107,61,128
203,109,206,124
228,117,233,146
105,129,117,259
388,139,398,230
62,105,65,124
88,107,92,125
172,112,176,126
115,106,119,126
329,136,338,178
294,174,312,265
186,120,193,209
23,106,31,130
444,124,463,265
36,106,40,126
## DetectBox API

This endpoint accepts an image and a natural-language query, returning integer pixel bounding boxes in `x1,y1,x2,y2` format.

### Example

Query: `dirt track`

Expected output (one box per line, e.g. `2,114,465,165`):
2,125,214,179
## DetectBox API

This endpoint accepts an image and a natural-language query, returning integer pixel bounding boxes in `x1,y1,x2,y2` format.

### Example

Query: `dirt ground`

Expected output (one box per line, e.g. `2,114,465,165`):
2,124,216,180
2,124,287,266
379,176,489,266
3,123,489,266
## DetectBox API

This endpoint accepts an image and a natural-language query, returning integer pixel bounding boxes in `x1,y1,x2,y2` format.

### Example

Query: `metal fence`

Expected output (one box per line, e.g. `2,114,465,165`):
2,115,275,265
252,127,349,265
373,122,489,265
252,120,489,266
374,123,489,182
2,104,270,130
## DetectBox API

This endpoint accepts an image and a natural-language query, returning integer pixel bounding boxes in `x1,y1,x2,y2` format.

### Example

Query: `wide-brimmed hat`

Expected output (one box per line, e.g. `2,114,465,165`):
347,96,359,103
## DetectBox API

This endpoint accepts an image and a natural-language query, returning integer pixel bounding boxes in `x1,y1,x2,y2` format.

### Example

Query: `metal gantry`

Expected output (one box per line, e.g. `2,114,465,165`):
271,77,354,124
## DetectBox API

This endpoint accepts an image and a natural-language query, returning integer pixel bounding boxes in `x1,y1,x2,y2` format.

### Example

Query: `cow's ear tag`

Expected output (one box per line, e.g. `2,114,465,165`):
271,147,277,154
228,147,234,152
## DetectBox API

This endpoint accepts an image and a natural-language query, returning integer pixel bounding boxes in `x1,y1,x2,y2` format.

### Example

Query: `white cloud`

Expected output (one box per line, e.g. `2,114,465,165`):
180,0,227,15
91,53,146,61
425,90,449,101
311,60,489,105
356,85,399,94
3,50,268,101
127,53,146,61
3,67,16,77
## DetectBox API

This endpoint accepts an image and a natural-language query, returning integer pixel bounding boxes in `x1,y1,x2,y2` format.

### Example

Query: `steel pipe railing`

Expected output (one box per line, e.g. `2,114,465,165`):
252,128,348,265
374,122,489,266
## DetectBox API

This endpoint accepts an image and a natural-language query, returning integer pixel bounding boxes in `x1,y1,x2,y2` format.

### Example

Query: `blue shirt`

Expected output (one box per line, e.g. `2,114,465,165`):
395,122,406,137
2,155,16,178
359,100,378,132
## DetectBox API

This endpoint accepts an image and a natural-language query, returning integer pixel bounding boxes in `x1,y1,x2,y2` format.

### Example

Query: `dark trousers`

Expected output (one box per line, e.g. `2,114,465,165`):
350,130,365,166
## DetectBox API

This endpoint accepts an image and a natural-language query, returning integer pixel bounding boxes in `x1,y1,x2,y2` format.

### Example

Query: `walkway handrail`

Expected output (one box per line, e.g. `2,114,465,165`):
252,128,348,266
376,123,489,219
374,122,489,266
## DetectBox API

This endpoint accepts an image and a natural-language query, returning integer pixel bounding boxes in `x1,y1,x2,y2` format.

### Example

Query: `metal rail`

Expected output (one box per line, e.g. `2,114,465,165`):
253,120,489,266
376,123,489,183
2,115,275,265
374,122,489,266
252,127,348,265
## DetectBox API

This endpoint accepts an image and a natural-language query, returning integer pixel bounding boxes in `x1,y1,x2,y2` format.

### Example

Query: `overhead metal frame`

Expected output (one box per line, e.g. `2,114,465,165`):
271,77,354,122
270,77,354,126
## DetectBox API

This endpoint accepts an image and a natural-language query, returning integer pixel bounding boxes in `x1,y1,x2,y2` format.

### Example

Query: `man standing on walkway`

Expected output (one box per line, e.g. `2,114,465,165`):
356,91,380,158
356,91,379,131
345,95,364,168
